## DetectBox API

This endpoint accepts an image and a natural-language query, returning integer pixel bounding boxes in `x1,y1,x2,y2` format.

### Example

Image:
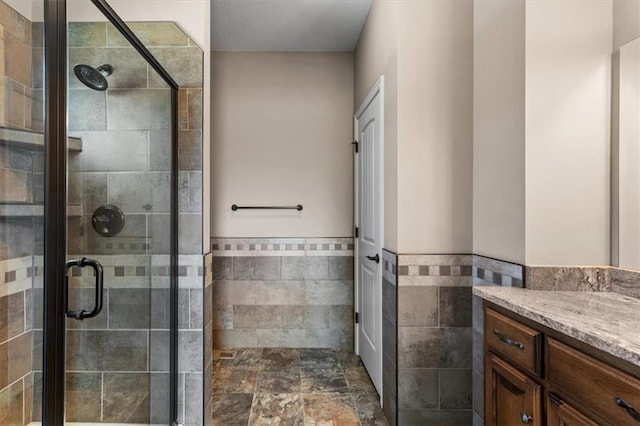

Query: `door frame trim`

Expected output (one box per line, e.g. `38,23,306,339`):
353,75,384,399
42,0,69,422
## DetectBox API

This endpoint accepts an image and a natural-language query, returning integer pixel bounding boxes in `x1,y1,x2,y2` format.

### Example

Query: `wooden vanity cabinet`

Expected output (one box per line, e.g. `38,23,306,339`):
485,352,542,425
547,394,599,426
483,304,640,426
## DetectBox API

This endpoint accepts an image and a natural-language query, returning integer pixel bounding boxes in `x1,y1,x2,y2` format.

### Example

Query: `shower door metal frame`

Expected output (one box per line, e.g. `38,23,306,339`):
42,0,181,423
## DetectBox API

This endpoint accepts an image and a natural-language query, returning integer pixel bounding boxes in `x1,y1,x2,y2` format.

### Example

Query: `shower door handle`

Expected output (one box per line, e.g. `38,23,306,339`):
65,257,104,320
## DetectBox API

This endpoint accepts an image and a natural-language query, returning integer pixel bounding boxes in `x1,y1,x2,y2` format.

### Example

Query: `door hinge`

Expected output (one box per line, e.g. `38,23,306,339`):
355,312,359,324
352,140,359,153
354,226,359,238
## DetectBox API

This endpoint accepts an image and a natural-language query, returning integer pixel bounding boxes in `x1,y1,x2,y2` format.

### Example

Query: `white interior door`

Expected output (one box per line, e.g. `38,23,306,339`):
355,77,384,395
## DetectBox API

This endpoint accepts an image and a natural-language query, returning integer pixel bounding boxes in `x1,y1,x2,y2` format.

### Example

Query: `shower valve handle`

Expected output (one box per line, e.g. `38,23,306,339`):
65,257,104,320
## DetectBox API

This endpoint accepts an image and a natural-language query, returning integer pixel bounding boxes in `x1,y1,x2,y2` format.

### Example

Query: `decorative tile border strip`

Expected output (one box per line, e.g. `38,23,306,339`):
14,254,206,290
473,255,524,288
0,256,35,297
397,264,472,277
210,237,354,257
69,237,151,254
397,254,473,287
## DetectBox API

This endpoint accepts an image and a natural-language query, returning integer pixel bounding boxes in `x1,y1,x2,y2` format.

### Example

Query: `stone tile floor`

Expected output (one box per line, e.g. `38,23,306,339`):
213,348,389,426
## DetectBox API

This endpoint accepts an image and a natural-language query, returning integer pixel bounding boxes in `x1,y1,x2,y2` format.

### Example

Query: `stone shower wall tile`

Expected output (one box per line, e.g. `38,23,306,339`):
0,256,31,426
0,3,33,132
212,237,354,349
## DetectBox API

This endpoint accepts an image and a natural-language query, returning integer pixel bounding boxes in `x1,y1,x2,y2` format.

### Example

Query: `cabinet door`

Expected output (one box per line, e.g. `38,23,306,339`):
547,395,599,426
485,353,542,426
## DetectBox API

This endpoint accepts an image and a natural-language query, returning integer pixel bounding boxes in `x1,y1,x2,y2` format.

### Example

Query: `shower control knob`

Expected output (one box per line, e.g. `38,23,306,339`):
92,204,125,237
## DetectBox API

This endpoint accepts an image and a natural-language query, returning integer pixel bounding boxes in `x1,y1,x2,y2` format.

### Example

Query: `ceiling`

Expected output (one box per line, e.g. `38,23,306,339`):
211,0,373,52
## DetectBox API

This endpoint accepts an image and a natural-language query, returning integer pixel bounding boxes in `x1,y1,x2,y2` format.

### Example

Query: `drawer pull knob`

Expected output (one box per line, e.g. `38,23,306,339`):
493,329,525,350
615,397,640,422
520,412,533,424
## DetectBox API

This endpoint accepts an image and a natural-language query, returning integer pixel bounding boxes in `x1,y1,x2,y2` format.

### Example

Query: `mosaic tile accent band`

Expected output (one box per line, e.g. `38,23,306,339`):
397,255,472,287
211,238,354,257
0,256,35,297
473,255,524,288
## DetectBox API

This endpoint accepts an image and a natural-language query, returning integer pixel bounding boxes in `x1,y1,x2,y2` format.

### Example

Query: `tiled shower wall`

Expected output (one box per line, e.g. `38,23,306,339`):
0,10,207,424
0,2,38,424
0,2,36,131
0,257,34,425
211,238,354,348
204,252,214,426
66,21,203,257
396,254,473,425
28,255,205,424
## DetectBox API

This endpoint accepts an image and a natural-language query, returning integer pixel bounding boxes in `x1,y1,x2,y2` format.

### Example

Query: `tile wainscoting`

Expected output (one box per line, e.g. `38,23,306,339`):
381,250,397,426
210,238,354,349
396,254,473,425
207,243,640,426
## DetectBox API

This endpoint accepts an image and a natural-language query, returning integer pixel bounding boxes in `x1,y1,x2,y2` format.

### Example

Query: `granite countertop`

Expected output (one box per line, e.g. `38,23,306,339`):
473,287,640,368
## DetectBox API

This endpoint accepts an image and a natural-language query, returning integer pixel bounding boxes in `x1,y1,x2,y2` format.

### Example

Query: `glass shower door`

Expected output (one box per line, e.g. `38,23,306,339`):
0,0,179,422
63,0,179,423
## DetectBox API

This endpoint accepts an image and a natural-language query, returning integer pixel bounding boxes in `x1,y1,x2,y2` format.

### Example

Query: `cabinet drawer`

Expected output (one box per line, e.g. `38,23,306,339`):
485,308,542,374
548,338,640,425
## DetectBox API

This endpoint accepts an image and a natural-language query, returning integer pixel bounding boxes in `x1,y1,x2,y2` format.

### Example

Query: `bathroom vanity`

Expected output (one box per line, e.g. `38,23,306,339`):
474,287,640,425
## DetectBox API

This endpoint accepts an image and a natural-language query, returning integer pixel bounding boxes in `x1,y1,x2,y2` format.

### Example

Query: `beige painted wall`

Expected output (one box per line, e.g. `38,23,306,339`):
612,0,640,270
614,37,640,270
354,0,473,254
396,1,473,254
473,0,526,264
210,51,354,238
354,0,399,252
614,0,640,50
473,0,612,266
525,0,612,266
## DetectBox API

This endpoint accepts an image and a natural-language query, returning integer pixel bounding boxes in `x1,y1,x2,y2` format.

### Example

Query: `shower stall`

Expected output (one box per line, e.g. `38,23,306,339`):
0,0,207,424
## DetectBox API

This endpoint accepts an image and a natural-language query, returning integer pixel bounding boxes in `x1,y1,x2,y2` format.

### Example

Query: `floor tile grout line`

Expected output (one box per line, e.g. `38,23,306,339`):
212,348,386,426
